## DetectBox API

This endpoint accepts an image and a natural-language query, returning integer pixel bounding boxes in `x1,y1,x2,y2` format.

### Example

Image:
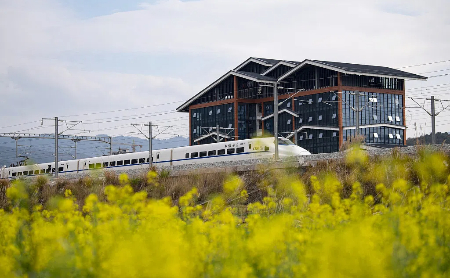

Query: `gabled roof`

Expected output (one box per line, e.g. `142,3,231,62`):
279,59,427,81
176,70,276,112
177,57,428,113
234,57,280,71
235,71,277,82
261,61,297,75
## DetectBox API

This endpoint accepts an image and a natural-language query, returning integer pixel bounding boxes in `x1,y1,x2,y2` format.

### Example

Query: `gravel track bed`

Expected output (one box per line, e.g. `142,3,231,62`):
58,144,450,180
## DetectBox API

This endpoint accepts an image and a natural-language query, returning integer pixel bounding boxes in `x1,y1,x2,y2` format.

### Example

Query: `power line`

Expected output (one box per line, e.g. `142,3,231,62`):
398,59,450,69
57,100,184,118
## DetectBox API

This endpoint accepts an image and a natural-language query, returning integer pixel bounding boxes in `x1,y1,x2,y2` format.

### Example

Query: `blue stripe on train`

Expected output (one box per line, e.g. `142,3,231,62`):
7,150,270,178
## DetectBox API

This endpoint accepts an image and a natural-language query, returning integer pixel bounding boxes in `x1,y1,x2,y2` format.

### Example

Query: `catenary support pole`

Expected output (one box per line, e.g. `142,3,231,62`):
273,82,279,161
55,117,58,178
355,90,360,136
431,95,436,144
149,122,152,169
216,124,220,143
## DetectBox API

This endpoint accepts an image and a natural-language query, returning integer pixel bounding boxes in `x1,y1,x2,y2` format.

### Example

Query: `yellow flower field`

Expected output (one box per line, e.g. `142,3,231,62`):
1,148,450,277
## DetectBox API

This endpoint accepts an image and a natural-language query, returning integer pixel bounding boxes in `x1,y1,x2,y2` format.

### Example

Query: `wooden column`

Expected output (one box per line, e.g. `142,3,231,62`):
234,76,238,141
337,72,344,149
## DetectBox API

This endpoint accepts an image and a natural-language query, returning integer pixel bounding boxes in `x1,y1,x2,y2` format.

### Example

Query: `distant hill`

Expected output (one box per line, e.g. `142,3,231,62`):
406,132,450,146
0,135,188,167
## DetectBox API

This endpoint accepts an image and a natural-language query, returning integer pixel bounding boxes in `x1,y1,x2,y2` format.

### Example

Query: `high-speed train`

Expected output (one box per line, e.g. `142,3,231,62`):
0,137,310,180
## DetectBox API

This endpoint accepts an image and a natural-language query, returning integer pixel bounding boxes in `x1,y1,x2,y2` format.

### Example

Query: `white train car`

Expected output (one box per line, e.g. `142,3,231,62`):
0,137,310,180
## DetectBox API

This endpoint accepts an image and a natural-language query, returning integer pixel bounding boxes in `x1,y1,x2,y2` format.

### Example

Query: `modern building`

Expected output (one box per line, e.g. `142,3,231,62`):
176,57,427,154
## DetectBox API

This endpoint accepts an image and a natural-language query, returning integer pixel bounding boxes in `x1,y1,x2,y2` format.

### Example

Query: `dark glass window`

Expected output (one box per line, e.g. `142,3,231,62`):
95,163,101,169
117,161,123,166
131,159,138,164
200,151,207,157
89,164,94,169
185,153,189,158
110,161,116,166
34,170,39,175
12,172,16,177
208,150,216,156
103,162,109,167
265,146,270,151
218,149,225,155
139,158,145,163
227,148,235,154
191,152,198,158
59,167,64,172
40,169,45,174
24,171,29,175
124,160,130,165
236,147,245,153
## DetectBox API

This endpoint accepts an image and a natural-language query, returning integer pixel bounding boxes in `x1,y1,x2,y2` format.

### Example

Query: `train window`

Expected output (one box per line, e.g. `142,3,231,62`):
34,170,39,175
146,158,149,163
52,168,55,173
46,169,50,173
191,152,198,158
139,158,145,163
265,146,270,151
249,144,252,149
200,151,207,157
132,159,138,164
103,162,109,167
110,161,116,167
185,153,189,159
236,147,245,153
40,169,45,174
157,154,160,159
24,171,29,175
218,149,225,155
117,161,123,166
124,160,130,165
95,163,101,169
208,150,216,156
12,172,16,177
89,164,94,169
227,148,235,154
18,172,22,176
67,165,69,169
59,167,64,172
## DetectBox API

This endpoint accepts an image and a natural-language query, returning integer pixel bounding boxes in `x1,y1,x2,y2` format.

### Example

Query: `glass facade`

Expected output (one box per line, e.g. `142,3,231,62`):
238,103,257,140
185,60,408,153
342,91,403,127
296,129,339,154
190,103,234,145
343,127,403,145
342,90,404,145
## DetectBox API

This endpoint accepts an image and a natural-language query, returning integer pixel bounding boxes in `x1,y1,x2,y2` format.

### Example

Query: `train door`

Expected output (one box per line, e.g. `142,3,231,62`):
155,152,160,164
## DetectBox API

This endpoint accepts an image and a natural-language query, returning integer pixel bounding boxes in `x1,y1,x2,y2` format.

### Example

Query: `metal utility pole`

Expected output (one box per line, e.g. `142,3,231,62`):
431,95,436,144
149,122,152,168
355,90,360,136
54,117,59,177
273,82,279,161
216,124,220,143
131,122,154,169
409,96,450,145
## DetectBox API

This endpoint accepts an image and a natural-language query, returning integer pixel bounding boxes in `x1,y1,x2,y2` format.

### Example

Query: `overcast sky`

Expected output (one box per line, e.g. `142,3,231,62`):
1,0,450,141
